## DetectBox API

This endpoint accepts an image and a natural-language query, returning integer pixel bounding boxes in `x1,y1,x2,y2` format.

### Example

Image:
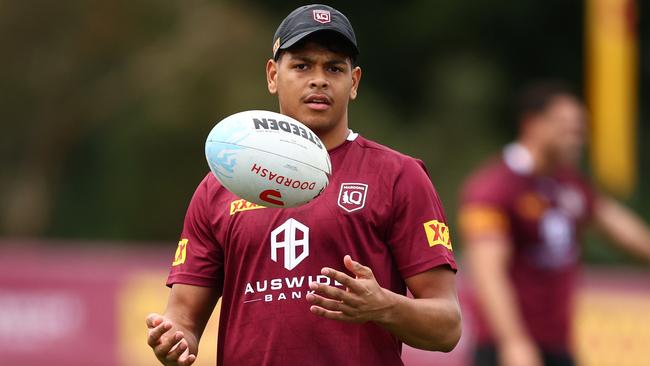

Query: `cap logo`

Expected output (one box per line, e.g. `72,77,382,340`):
313,9,331,24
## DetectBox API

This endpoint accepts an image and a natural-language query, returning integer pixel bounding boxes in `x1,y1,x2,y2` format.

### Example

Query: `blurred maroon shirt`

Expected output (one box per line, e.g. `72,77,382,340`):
459,143,595,352
168,133,456,366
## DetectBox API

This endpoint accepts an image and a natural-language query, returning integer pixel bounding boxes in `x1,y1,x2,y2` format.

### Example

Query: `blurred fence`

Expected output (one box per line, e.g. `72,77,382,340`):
1,240,648,366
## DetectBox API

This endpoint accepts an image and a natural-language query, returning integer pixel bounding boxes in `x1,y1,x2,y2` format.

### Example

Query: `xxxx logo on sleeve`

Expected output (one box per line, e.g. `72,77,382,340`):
230,199,267,215
172,238,188,266
423,220,452,251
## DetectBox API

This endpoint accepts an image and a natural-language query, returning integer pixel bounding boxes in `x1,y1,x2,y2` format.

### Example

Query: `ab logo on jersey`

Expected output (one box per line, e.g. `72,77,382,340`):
243,218,343,304
423,220,452,251
271,218,309,270
338,183,368,212
172,238,188,266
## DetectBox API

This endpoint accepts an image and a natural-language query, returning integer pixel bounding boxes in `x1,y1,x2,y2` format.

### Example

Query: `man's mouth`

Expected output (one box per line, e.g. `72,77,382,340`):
304,94,331,111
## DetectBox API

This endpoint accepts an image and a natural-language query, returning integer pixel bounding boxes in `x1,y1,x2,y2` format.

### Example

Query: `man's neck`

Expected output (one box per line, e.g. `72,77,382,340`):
312,113,350,151
320,126,351,151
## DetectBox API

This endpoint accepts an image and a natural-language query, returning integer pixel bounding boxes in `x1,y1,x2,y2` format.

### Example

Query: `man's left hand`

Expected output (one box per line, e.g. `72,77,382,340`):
306,255,396,323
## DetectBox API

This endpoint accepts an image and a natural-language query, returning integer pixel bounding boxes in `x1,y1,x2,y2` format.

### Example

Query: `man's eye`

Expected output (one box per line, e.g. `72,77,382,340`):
329,66,342,73
294,64,307,70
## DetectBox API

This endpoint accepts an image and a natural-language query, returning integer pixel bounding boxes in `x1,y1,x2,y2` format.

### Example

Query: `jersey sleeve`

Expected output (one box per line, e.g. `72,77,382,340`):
387,158,457,279
166,174,224,292
457,165,511,240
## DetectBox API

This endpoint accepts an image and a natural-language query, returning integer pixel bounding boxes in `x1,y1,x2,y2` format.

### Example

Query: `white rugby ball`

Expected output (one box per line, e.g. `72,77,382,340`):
205,110,331,208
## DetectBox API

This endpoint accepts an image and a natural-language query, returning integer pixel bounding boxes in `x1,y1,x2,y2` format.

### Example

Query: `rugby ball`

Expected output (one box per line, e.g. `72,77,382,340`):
205,110,331,208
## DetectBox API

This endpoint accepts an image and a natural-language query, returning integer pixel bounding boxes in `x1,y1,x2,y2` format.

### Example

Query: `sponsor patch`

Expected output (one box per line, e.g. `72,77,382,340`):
423,220,452,251
230,199,267,215
313,9,331,24
338,183,368,212
271,218,309,271
172,238,188,266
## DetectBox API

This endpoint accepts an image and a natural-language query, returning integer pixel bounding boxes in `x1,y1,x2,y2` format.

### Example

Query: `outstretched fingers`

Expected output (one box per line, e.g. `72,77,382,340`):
309,280,361,306
308,256,396,324
307,292,357,315
320,267,366,294
343,255,373,279
310,305,354,322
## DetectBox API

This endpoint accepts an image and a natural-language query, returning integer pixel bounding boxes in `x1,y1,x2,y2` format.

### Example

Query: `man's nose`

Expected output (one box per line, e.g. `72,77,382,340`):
309,70,329,89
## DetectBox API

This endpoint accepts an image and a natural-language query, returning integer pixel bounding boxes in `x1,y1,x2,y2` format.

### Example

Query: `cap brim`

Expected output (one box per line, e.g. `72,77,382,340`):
275,28,358,59
279,29,321,51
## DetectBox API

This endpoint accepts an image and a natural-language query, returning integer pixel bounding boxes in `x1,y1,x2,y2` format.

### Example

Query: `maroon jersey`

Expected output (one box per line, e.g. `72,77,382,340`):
459,143,595,351
167,132,456,366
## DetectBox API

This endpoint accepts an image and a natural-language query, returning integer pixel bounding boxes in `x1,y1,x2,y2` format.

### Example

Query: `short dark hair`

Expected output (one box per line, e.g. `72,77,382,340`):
276,30,358,66
516,80,578,121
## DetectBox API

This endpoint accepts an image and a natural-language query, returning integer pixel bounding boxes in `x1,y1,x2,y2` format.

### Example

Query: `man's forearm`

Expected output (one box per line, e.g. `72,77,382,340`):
161,284,221,358
375,291,461,352
616,232,650,262
608,212,650,262
596,196,650,262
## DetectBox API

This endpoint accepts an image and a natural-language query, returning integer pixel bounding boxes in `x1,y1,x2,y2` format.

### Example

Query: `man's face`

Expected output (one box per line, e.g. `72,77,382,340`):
266,41,361,136
539,95,587,167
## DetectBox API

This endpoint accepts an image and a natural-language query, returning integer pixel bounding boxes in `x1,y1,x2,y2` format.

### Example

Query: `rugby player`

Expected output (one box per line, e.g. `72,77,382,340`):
146,4,461,365
459,81,650,366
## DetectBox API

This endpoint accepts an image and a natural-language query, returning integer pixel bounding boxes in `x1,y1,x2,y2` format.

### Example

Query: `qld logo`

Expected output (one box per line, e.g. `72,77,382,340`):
338,183,368,212
313,10,331,24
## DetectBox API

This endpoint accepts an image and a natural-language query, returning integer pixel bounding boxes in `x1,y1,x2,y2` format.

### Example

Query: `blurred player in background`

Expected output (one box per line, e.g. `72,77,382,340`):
145,4,460,366
458,81,650,366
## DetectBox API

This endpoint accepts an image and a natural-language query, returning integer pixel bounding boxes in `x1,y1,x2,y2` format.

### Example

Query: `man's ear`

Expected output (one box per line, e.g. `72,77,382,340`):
349,66,362,101
266,59,278,95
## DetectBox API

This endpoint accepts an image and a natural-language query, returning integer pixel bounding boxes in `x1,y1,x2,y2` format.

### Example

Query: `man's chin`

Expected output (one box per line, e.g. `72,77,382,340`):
281,107,337,132
558,153,582,168
295,114,331,131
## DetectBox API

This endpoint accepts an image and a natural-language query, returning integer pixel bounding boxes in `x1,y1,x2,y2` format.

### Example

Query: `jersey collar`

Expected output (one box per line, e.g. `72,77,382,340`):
346,129,358,141
328,129,358,155
503,142,534,175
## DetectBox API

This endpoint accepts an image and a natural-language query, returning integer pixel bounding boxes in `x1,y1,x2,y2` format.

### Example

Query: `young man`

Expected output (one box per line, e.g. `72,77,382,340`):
146,5,461,366
459,82,650,366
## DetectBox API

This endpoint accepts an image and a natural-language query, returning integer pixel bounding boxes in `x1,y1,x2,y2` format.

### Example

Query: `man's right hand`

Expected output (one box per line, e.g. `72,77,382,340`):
146,313,197,366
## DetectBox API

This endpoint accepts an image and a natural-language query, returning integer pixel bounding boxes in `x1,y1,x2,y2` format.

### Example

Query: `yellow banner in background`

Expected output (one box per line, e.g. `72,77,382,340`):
575,290,650,366
586,0,638,197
